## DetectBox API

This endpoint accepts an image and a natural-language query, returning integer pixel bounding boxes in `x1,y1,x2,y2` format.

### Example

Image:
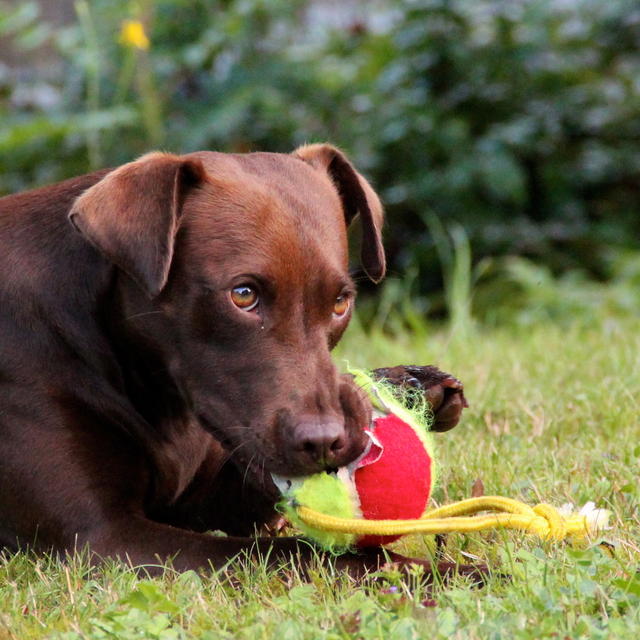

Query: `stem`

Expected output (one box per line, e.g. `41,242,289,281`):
136,51,165,147
135,0,165,147
113,47,136,106
74,0,102,168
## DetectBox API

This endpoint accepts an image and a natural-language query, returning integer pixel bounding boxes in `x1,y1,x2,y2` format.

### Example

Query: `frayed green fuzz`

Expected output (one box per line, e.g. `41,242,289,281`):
350,368,434,434
277,472,357,554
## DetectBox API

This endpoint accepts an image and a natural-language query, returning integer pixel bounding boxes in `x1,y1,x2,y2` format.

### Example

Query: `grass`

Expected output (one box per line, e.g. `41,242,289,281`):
1,313,639,639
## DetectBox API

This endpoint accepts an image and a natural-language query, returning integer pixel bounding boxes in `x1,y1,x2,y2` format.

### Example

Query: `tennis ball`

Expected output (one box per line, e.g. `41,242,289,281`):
274,370,436,551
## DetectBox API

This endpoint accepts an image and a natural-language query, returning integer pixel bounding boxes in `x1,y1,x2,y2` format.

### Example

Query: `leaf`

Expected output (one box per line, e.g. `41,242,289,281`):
437,608,459,637
613,577,640,598
119,581,180,615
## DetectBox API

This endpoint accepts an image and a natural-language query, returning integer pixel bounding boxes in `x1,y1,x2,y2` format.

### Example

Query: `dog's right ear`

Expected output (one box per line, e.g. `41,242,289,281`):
293,144,386,283
69,152,205,297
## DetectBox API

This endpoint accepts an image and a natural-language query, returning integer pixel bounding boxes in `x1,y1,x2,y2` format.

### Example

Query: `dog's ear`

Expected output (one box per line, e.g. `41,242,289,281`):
69,152,205,297
293,143,386,283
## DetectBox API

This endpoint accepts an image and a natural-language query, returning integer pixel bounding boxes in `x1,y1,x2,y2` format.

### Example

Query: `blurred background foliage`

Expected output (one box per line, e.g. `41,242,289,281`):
1,0,639,327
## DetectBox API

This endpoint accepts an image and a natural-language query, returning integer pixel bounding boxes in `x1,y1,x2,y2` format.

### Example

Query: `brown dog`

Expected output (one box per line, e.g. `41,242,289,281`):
0,144,467,577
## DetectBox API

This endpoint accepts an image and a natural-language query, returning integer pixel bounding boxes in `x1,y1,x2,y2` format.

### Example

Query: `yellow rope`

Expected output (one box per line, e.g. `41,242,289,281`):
295,496,599,542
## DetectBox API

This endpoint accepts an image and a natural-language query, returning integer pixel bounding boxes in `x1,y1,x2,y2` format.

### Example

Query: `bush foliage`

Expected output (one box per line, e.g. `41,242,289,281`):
1,0,638,303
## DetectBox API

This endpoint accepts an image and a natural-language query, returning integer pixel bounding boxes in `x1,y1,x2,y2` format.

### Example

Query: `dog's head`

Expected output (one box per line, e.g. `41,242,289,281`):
69,145,385,477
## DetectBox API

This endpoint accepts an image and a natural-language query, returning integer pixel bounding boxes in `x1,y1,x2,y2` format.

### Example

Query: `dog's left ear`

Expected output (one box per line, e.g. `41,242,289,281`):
69,152,206,297
293,143,386,283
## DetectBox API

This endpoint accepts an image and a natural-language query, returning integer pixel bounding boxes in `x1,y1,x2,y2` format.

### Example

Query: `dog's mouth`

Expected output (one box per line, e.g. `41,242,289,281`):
195,411,279,491
195,401,369,490
226,448,286,501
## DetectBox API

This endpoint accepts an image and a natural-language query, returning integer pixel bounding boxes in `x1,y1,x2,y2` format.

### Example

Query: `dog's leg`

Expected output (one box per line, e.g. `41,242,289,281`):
145,455,490,585
87,516,490,587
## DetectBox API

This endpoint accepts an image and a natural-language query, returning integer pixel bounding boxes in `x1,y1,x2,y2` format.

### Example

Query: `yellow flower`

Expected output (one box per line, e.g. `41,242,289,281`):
119,19,149,50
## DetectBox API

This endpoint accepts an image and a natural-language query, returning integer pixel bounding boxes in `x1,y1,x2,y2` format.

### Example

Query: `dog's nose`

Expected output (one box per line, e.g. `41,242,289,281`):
292,417,347,469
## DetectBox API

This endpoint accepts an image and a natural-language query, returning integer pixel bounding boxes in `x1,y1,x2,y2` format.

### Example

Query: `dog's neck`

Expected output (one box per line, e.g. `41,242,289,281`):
1,176,220,509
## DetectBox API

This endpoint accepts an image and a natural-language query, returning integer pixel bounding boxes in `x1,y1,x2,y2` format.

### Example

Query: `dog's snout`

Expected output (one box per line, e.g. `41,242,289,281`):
291,417,347,469
271,376,371,476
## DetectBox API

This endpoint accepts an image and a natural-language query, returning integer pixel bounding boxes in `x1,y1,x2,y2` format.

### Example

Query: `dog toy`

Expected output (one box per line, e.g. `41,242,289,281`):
274,370,610,552
274,369,436,549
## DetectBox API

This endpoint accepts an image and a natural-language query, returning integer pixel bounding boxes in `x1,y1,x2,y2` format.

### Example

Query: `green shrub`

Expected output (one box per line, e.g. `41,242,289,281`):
2,0,638,309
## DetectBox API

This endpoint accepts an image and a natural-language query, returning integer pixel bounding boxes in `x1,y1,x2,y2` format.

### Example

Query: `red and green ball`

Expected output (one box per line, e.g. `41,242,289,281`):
275,370,436,551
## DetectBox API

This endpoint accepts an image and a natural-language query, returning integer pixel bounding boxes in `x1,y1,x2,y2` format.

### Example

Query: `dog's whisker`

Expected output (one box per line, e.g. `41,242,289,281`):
223,440,248,461
241,452,258,489
125,310,165,321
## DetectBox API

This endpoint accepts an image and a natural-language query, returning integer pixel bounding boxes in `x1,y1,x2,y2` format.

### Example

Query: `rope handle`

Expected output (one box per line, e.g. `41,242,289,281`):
294,496,610,542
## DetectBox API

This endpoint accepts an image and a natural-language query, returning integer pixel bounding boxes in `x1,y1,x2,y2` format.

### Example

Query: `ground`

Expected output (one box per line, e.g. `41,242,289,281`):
1,314,638,639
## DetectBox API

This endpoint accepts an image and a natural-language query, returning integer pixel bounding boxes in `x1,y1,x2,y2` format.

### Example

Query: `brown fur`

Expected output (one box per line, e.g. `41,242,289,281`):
0,145,474,580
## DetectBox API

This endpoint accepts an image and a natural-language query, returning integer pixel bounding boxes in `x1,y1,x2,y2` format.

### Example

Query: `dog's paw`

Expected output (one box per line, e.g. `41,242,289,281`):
371,365,468,432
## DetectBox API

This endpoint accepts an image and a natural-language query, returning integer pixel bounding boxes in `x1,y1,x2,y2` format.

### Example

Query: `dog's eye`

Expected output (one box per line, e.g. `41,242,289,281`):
333,294,350,318
231,285,259,311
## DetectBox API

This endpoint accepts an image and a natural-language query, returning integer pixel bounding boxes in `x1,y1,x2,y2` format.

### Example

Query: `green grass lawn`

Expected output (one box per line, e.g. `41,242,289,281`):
1,315,638,639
